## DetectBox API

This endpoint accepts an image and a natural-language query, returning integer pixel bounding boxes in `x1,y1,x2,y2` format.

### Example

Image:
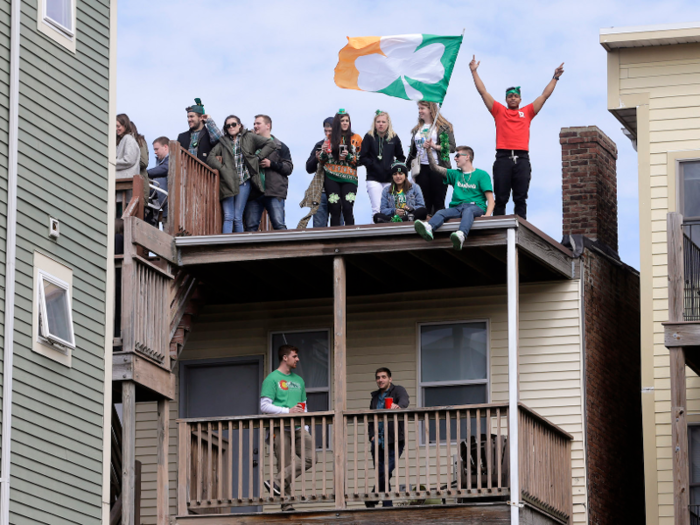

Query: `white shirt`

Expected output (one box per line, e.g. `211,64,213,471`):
414,124,438,165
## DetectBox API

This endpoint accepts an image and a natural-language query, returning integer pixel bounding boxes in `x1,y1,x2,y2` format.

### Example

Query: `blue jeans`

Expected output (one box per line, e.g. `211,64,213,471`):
222,180,252,234
371,441,405,507
428,203,484,238
244,195,287,231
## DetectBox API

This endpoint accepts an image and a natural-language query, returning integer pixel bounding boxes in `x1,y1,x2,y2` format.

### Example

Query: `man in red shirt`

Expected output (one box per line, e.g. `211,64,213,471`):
470,56,564,219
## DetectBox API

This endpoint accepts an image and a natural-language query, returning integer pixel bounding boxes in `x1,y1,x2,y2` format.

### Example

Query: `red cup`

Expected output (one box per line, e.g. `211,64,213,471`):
298,402,306,410
384,397,394,409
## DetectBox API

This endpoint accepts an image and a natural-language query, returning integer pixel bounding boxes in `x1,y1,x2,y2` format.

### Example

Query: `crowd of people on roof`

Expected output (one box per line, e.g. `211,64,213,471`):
115,57,564,250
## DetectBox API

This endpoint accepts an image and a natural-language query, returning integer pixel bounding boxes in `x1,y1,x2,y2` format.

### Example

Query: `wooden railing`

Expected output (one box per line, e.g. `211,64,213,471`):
519,405,573,522
177,412,335,514
120,217,177,369
343,404,509,506
167,141,221,237
176,404,572,518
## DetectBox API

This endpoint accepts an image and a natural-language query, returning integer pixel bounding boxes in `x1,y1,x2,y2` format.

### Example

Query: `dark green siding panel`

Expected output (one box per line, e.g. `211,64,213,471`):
5,0,111,523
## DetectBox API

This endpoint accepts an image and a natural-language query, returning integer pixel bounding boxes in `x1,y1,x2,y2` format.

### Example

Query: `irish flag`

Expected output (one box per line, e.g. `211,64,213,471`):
334,34,463,103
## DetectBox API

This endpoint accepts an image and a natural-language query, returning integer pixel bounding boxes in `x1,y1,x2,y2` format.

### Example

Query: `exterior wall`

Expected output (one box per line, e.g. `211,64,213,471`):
607,41,700,525
135,280,588,524
581,249,644,525
2,1,112,524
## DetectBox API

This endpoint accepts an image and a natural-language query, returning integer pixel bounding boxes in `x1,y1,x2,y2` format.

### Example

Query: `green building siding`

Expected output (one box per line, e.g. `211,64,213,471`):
3,0,110,523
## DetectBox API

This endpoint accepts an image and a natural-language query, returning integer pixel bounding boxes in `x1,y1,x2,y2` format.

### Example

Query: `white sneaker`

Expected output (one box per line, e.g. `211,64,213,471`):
450,230,465,251
414,220,434,241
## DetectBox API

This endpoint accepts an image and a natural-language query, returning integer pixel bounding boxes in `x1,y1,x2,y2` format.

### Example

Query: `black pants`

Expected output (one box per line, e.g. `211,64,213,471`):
416,164,447,216
324,179,356,226
492,150,531,219
373,207,427,223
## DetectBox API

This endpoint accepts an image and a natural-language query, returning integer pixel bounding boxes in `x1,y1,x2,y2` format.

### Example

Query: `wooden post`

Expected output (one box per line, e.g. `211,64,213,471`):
668,212,690,525
177,421,189,516
506,227,520,525
156,399,170,525
122,381,136,525
333,256,347,509
166,141,180,236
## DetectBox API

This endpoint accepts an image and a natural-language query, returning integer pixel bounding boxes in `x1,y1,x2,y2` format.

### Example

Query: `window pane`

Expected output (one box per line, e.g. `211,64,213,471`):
424,385,487,407
306,392,330,449
683,161,700,220
42,279,72,342
272,331,329,389
46,0,72,31
421,323,487,383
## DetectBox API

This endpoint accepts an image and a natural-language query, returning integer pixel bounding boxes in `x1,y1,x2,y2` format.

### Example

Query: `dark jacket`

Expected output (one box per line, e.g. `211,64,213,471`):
406,124,456,170
359,133,406,183
249,136,293,200
207,130,277,200
147,155,169,179
178,126,218,163
367,384,410,444
306,139,325,174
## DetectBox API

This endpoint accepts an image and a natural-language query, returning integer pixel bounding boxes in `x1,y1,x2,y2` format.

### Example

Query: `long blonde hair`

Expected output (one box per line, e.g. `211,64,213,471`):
368,111,397,140
411,101,453,135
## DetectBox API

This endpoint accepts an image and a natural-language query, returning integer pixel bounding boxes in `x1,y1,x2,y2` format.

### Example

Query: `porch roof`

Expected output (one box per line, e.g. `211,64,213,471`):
175,216,574,304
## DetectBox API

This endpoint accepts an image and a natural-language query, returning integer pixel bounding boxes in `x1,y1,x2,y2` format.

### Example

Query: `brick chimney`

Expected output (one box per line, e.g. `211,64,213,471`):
560,126,619,253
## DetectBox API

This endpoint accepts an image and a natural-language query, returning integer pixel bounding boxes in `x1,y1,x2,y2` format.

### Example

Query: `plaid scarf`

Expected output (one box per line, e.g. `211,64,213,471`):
232,135,251,183
188,130,200,156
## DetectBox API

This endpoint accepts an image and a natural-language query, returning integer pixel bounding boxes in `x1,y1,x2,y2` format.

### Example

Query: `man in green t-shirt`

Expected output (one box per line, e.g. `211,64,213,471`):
414,143,495,250
260,345,314,511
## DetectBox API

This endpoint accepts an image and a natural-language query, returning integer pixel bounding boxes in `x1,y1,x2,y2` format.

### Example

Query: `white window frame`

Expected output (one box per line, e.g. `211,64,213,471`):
37,0,77,53
417,319,491,408
269,329,332,451
416,319,491,446
32,252,75,367
37,270,76,351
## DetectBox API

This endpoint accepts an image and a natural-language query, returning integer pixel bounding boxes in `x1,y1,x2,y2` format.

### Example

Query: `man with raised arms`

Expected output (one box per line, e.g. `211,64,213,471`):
470,56,564,219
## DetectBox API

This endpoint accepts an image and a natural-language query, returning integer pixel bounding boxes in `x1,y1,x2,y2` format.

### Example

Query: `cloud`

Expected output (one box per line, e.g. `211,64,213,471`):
118,0,700,270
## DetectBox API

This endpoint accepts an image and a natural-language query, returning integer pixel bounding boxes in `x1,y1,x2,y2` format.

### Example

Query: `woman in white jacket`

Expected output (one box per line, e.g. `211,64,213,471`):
116,113,140,179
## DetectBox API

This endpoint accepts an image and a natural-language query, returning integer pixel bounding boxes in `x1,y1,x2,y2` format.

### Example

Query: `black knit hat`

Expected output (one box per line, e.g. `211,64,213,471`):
391,161,408,175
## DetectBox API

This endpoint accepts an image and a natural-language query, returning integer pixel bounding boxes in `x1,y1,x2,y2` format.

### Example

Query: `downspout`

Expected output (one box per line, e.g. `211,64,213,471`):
100,0,118,522
0,0,21,521
507,228,520,525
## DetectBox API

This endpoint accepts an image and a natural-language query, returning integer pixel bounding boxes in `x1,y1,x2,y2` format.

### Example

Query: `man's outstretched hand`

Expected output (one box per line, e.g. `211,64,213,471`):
554,63,565,78
469,55,480,72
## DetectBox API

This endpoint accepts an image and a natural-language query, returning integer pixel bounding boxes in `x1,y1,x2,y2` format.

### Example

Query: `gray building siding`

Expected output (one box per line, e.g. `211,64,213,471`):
1,0,111,523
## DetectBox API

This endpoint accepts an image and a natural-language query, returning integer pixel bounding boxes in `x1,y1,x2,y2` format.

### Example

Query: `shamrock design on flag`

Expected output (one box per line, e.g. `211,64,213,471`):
356,35,446,101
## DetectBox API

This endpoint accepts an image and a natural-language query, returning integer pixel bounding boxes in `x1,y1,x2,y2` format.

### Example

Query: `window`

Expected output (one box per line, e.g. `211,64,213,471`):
270,330,330,448
45,0,74,35
680,160,700,243
37,0,76,53
689,425,700,507
419,321,489,442
32,252,75,366
38,271,75,350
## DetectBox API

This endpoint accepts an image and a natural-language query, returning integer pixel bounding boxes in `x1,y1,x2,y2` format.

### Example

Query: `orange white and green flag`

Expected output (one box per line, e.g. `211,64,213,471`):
334,34,463,103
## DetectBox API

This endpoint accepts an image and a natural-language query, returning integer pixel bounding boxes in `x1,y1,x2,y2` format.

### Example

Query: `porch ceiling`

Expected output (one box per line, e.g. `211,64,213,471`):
184,217,573,305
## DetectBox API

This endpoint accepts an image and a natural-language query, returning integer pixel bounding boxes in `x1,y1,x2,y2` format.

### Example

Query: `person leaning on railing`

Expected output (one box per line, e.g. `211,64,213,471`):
260,345,315,512
366,367,409,508
207,115,276,234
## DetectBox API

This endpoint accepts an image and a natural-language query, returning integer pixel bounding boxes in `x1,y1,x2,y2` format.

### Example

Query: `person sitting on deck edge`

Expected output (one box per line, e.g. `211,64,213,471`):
414,144,495,251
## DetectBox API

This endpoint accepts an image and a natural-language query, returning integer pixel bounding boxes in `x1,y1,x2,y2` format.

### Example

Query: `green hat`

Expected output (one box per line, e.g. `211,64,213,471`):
505,86,521,96
337,108,347,115
375,109,383,116
187,97,205,115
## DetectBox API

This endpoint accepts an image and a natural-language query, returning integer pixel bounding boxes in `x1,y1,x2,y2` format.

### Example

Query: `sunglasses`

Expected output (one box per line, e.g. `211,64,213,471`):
455,153,462,158
225,122,239,129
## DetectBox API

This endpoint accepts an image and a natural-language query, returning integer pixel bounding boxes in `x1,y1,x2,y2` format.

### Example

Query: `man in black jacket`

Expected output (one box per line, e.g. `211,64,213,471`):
176,98,221,162
367,367,409,508
245,114,293,231
304,117,334,227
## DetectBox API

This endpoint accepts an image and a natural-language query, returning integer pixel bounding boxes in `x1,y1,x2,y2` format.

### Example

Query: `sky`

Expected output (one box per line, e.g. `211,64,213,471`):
117,1,700,270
